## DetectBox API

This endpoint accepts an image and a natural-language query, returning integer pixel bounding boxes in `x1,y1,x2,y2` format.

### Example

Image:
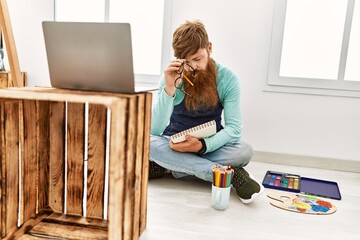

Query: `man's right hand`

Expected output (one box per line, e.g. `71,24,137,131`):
163,59,185,97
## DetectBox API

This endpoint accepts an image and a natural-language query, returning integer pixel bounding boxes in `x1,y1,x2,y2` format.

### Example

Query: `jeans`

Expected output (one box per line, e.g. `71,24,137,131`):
150,135,253,182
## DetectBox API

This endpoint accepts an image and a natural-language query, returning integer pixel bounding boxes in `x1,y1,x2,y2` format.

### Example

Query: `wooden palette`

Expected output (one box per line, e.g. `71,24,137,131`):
267,192,336,215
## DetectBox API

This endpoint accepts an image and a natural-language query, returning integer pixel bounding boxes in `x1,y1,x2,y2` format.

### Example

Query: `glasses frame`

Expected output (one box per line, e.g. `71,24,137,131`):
174,62,196,97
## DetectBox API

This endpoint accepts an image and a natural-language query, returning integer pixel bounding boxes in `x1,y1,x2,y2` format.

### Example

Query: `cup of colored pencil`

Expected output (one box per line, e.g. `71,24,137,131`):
212,165,234,188
211,165,234,211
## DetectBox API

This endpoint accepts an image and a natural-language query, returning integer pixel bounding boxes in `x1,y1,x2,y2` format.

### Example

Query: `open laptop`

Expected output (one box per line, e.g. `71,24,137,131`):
42,21,157,93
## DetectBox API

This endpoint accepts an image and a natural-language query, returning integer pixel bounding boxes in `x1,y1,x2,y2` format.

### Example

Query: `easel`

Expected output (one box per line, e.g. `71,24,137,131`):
0,0,24,87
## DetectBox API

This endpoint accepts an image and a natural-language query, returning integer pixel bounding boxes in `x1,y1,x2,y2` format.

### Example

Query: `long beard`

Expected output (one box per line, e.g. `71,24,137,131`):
183,58,219,112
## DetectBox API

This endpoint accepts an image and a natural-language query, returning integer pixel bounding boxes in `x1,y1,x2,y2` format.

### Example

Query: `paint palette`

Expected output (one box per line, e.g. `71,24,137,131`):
262,171,342,200
262,171,301,193
267,192,336,215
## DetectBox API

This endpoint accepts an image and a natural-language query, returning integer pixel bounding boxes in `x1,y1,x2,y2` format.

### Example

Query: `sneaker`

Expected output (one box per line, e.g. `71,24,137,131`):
149,161,166,179
232,167,264,204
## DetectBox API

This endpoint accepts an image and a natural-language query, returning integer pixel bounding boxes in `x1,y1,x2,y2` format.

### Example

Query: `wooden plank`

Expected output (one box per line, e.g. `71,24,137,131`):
0,87,156,107
10,87,137,99
133,95,145,238
17,234,45,240
28,220,107,240
0,87,123,106
0,74,8,87
36,101,50,213
86,104,107,219
49,102,65,213
7,72,26,87
0,72,26,88
66,102,85,215
2,209,52,240
0,0,23,87
108,99,128,240
140,93,152,235
0,102,4,235
1,101,19,237
45,212,108,229
21,100,37,223
18,99,24,225
123,96,137,240
15,212,108,239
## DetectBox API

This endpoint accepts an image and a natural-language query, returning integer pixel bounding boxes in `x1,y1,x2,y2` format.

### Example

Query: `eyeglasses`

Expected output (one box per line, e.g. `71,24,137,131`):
174,62,196,97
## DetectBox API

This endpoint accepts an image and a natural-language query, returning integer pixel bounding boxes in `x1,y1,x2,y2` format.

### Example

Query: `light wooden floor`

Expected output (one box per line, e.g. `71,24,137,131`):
140,161,360,240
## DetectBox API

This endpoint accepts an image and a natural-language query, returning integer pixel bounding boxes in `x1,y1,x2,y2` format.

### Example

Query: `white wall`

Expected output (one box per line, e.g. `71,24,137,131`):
6,0,360,162
6,0,53,87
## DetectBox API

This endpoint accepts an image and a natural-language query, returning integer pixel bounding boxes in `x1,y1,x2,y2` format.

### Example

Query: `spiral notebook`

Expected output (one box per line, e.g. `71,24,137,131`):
170,120,217,143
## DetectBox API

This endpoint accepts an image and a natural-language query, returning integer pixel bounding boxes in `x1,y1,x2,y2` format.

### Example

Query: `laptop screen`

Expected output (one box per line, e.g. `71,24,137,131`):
42,21,138,93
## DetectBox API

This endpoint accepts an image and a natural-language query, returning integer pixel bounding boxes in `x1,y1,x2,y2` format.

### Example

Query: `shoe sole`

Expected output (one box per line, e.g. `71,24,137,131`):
238,184,264,204
236,173,265,204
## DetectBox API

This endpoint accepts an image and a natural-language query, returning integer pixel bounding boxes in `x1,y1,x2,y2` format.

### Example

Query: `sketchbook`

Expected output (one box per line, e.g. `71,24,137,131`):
170,120,216,143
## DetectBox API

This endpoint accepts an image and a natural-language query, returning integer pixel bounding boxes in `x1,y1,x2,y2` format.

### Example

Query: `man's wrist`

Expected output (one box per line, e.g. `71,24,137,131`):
164,85,176,97
197,138,207,155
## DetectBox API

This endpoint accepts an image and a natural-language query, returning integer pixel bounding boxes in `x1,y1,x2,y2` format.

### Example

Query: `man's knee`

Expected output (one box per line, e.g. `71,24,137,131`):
231,142,253,167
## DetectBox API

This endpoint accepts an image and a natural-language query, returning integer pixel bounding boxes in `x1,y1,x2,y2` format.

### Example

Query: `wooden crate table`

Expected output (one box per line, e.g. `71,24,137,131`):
0,87,152,240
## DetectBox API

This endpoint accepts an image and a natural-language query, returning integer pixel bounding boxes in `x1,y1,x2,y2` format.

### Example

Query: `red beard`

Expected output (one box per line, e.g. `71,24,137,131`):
183,58,219,111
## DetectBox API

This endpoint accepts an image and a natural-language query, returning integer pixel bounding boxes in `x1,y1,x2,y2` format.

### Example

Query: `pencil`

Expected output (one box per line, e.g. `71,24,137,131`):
216,171,221,187
219,172,224,188
226,171,231,187
224,171,228,188
182,74,194,86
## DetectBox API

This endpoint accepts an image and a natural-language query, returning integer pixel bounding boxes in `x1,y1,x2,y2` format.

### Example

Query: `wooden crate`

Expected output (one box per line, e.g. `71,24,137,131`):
0,71,27,87
0,87,152,240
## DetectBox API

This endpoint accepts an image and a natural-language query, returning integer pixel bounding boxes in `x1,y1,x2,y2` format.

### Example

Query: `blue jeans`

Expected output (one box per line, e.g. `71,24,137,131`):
150,135,253,182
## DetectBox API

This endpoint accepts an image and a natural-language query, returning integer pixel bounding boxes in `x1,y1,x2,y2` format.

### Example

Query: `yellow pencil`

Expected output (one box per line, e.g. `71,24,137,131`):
182,74,194,86
215,171,221,187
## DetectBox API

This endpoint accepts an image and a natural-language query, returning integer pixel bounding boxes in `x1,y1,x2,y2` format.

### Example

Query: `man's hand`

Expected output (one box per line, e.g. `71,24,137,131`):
163,59,185,97
169,135,203,153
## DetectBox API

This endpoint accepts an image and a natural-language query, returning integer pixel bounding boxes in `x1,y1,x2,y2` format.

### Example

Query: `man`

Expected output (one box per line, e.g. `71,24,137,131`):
149,20,263,203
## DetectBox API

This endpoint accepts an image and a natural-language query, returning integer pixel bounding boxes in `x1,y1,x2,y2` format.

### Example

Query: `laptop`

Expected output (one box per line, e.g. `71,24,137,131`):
42,21,157,93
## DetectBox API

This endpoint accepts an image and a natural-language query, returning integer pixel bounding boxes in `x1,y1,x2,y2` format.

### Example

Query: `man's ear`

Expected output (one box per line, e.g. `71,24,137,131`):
208,42,213,54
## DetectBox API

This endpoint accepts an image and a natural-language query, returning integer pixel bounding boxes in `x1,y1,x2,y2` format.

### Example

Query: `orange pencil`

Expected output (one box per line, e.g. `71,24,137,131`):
182,74,194,86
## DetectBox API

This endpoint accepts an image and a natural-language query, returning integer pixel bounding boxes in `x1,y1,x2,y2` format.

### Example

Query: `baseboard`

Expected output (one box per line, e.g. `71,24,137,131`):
252,151,360,173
